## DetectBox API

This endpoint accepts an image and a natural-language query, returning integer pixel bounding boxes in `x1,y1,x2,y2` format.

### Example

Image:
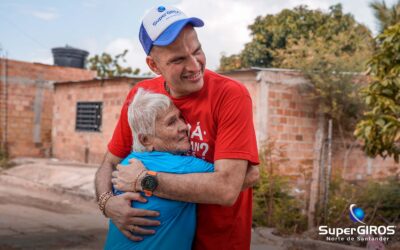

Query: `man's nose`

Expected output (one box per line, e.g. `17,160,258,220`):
186,55,200,72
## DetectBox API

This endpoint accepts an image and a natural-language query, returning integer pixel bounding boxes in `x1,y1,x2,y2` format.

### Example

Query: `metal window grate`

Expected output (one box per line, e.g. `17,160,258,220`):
76,102,102,132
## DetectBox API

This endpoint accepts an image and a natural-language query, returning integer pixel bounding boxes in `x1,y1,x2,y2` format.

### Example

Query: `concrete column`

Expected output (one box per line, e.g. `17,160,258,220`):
256,71,269,147
33,79,45,144
1,57,8,151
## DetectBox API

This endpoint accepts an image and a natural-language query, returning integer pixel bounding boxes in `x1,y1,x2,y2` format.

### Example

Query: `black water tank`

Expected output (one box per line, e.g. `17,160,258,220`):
51,45,89,69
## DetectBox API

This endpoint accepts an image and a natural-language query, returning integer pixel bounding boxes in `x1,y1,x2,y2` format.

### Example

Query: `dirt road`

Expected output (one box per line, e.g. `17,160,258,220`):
0,180,108,250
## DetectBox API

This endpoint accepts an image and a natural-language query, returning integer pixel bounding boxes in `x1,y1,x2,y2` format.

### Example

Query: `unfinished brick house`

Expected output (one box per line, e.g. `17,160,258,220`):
226,69,398,181
52,76,149,163
51,68,399,182
0,58,95,158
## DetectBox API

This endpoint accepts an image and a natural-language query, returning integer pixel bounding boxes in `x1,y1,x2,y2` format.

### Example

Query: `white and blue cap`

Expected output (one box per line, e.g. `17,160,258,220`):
139,6,204,55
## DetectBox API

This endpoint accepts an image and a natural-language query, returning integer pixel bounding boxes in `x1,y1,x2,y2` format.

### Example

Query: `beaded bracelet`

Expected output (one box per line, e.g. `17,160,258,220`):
98,191,113,217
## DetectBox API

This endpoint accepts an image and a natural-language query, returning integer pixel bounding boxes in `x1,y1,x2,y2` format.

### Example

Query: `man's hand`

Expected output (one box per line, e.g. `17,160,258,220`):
242,165,260,190
111,159,147,192
105,192,160,241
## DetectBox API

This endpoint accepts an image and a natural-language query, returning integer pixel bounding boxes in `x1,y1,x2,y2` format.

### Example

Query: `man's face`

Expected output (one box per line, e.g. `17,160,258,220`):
147,25,206,98
150,104,190,153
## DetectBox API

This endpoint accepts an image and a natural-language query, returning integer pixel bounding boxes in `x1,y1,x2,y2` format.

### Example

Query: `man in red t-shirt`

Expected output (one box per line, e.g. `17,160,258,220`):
95,5,259,250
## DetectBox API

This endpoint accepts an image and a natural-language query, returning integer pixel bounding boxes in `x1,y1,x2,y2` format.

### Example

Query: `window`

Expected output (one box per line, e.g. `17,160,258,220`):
76,102,102,132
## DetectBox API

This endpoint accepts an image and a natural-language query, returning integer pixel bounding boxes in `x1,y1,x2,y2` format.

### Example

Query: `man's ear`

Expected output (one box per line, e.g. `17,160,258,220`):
146,56,161,75
139,134,154,151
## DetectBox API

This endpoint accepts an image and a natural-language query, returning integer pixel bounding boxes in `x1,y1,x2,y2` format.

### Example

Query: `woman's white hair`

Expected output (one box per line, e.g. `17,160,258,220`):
127,88,172,152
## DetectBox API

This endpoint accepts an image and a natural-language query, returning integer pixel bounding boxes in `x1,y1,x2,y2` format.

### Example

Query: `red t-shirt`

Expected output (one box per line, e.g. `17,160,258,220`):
108,69,259,250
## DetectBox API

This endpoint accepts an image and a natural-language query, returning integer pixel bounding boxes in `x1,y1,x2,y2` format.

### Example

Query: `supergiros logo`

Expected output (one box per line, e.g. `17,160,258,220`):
349,204,365,224
318,204,396,243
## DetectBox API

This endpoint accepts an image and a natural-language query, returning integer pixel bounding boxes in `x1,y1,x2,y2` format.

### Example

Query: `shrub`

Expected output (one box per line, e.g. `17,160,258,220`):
252,140,307,235
0,148,14,169
318,176,400,228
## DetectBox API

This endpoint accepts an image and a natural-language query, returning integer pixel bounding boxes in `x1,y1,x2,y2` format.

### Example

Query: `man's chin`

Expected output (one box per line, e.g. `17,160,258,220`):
186,79,204,92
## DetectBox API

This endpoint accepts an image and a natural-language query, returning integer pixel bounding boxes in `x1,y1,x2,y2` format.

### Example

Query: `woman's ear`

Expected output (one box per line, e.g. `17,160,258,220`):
139,134,154,151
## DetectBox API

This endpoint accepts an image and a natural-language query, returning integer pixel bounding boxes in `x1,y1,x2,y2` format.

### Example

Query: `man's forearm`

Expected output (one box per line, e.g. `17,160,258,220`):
95,152,122,200
151,159,247,206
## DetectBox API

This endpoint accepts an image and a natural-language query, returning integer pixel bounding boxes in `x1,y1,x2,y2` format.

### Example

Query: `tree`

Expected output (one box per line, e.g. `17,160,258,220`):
370,0,400,33
277,30,373,131
257,4,373,166
220,2,374,178
354,23,400,162
218,4,373,71
87,50,140,78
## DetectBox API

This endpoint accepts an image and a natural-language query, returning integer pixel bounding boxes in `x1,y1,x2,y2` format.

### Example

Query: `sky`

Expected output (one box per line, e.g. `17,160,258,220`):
0,0,397,73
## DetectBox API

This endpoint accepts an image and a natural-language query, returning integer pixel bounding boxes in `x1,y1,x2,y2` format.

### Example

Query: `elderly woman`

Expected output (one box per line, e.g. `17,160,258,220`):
104,88,214,250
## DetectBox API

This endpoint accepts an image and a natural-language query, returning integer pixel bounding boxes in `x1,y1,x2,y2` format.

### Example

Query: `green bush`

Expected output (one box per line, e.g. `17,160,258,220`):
320,176,400,228
253,139,400,239
252,140,307,235
314,176,400,247
0,148,13,169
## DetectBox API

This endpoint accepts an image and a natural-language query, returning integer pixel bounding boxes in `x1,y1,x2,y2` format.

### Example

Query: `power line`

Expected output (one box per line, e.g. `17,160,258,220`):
0,13,48,49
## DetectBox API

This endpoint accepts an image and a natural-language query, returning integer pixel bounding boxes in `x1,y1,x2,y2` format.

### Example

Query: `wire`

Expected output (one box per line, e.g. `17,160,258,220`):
0,13,48,49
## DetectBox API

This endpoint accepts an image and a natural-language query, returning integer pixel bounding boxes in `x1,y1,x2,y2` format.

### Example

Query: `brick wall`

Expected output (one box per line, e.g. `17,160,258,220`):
0,58,96,157
333,144,398,181
223,69,399,182
52,77,148,164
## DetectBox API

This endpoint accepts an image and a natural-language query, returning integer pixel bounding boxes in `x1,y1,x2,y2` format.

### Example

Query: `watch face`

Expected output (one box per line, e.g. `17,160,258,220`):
141,175,158,191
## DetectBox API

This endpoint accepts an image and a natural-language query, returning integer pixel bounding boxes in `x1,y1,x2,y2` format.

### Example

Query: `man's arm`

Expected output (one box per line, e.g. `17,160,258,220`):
154,159,248,206
114,158,249,206
95,151,160,241
95,151,121,200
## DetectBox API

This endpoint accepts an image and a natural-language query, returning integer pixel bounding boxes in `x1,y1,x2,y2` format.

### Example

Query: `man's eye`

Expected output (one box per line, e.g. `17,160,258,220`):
172,59,183,64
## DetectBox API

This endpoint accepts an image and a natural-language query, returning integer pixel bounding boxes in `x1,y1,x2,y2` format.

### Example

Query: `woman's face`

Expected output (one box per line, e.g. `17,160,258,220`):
149,104,190,153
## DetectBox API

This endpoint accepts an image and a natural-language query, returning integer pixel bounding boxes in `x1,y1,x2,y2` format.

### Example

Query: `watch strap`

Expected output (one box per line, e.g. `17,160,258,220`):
147,171,157,176
143,171,157,197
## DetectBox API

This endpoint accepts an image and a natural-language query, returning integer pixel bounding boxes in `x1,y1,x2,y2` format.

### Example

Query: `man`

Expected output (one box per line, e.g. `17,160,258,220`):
95,5,259,250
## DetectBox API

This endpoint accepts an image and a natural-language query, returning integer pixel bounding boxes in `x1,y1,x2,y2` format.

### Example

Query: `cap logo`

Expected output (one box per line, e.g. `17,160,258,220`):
139,5,204,55
152,10,181,26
